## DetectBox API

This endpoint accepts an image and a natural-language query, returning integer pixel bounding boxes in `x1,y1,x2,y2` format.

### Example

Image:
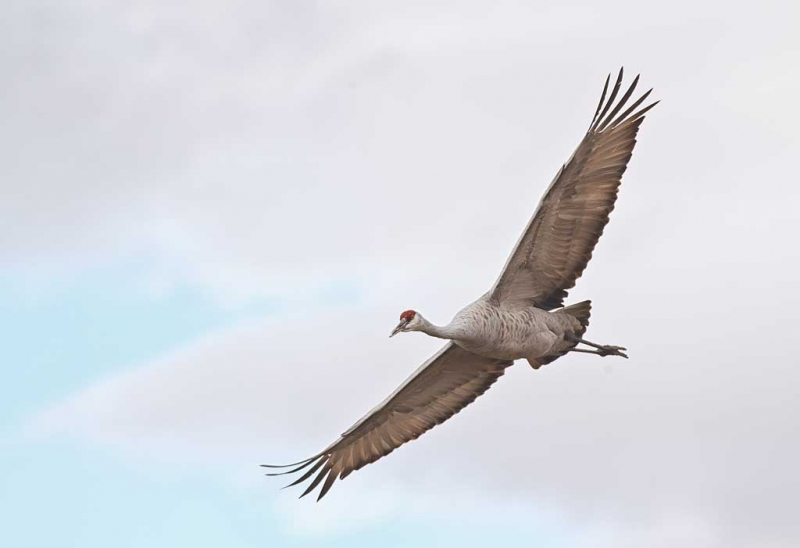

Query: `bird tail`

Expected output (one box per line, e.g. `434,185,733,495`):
529,300,593,370
560,300,592,338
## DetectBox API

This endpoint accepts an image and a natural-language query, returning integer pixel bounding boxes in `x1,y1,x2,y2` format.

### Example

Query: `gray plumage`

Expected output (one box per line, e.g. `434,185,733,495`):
263,68,657,500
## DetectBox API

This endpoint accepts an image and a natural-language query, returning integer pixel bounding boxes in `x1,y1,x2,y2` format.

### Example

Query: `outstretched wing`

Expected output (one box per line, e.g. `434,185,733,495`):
490,68,658,310
262,343,513,501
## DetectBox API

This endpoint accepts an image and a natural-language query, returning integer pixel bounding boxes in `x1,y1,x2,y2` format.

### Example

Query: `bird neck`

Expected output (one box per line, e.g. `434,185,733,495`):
419,317,458,340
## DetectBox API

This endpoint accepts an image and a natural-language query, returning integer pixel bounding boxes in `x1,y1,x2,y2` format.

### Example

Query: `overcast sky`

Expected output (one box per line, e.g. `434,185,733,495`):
3,1,800,547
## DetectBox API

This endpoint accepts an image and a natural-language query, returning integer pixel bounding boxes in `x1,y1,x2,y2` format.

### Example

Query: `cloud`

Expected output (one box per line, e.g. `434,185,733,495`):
11,0,800,545
29,282,800,546
5,1,799,302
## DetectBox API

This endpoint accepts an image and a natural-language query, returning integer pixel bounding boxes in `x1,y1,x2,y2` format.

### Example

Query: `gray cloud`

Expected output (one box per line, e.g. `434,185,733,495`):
5,1,798,293
11,0,800,546
30,289,800,546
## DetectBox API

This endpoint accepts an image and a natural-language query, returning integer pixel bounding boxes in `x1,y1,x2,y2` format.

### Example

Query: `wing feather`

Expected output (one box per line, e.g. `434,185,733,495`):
263,343,512,500
490,68,658,309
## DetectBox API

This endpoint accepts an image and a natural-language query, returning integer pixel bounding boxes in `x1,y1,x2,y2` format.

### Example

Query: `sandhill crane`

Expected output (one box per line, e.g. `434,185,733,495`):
263,69,657,500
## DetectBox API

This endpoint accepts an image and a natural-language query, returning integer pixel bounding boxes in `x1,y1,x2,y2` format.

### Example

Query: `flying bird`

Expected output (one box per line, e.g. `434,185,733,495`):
263,68,658,500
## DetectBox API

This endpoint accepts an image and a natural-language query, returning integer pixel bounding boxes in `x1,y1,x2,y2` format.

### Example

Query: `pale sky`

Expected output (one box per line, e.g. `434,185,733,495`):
3,1,800,547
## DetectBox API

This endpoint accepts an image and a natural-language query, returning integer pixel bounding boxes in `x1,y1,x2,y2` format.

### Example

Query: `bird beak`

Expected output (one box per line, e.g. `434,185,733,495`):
390,320,408,338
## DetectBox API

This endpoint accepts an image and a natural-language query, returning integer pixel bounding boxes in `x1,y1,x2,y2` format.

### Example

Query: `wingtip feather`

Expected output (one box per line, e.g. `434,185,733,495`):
260,455,317,469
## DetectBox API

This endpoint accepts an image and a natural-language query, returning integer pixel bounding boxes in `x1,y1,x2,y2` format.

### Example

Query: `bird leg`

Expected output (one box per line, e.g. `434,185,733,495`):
565,334,628,358
569,347,629,358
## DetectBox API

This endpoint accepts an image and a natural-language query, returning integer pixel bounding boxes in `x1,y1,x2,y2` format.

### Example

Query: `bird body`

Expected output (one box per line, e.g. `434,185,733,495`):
409,296,586,363
264,68,658,500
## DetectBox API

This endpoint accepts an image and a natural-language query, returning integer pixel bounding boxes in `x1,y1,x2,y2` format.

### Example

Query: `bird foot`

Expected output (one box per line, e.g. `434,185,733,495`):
597,345,628,358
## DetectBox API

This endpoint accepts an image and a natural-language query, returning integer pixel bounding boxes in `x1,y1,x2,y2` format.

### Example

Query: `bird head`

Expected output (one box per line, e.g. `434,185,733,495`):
390,310,421,337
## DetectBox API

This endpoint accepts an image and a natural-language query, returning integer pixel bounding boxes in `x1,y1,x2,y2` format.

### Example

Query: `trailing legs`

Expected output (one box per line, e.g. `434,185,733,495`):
565,333,628,359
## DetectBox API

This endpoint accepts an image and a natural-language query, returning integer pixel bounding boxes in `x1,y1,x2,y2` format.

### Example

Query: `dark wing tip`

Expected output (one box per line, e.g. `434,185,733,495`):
263,452,342,501
299,462,333,499
590,70,658,133
590,68,625,132
261,449,330,484
590,73,612,128
282,457,326,490
632,99,660,120
316,467,339,502
260,454,318,469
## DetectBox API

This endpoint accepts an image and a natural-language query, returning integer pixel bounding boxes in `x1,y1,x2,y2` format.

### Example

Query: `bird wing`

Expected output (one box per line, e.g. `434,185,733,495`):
490,69,658,310
262,343,513,501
